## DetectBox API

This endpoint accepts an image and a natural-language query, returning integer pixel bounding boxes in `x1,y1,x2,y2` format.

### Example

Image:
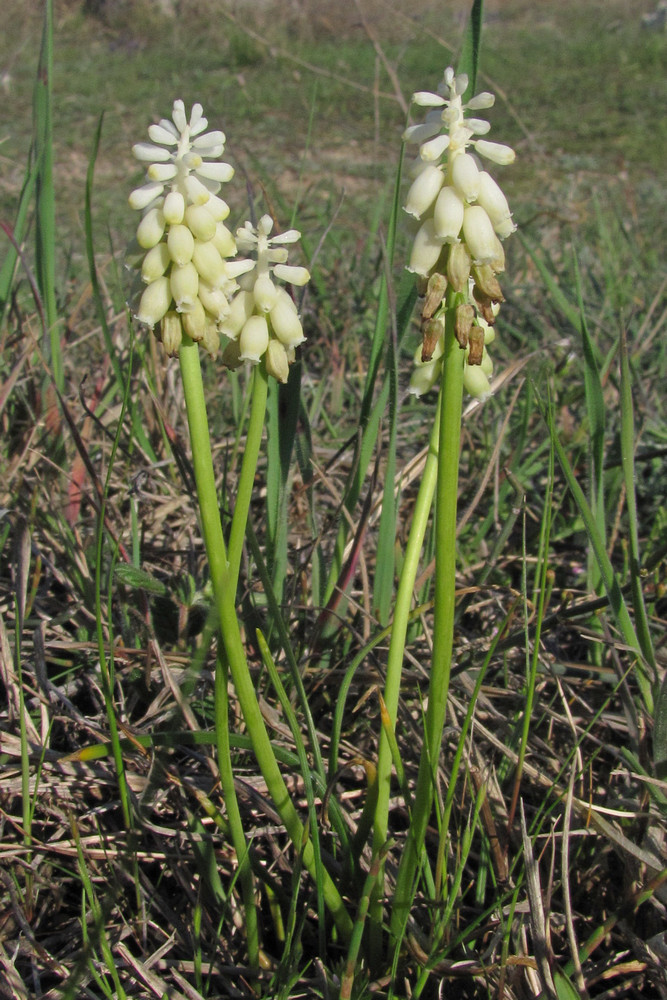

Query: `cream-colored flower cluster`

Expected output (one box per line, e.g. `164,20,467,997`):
129,101,309,380
403,67,516,399
219,215,310,384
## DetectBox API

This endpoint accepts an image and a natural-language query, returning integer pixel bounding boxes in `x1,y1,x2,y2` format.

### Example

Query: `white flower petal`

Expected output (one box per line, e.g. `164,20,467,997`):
474,139,516,165
270,228,301,245
465,92,495,111
149,122,178,145
172,100,187,133
273,263,310,285
129,182,165,211
196,161,234,183
133,142,172,162
403,122,440,144
420,133,450,162
466,118,491,135
412,90,446,107
404,163,444,219
147,163,178,182
192,129,225,149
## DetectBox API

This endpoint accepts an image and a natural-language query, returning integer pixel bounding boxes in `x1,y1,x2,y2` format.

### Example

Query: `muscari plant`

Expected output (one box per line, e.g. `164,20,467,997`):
125,47,515,974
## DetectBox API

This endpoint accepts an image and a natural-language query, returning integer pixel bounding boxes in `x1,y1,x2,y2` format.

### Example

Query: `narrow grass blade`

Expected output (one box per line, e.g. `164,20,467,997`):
457,0,484,96
619,328,657,675
266,364,300,602
33,0,61,390
537,386,654,711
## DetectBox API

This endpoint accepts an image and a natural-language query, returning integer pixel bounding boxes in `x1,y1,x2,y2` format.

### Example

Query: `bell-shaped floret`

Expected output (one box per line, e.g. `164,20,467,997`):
141,242,171,283
160,311,183,356
462,206,498,265
451,152,480,202
463,362,492,399
184,204,217,242
170,262,199,313
408,218,444,277
433,186,464,241
253,273,279,313
239,315,270,362
404,164,445,219
191,240,227,288
270,292,305,347
182,298,207,342
136,276,171,327
198,280,230,322
265,339,290,383
167,224,195,266
136,207,166,249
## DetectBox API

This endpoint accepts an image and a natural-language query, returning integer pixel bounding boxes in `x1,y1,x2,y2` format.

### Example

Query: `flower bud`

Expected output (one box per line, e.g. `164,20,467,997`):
141,242,171,283
167,224,195,266
136,207,166,249
205,193,231,221
404,164,445,219
480,346,494,376
171,262,199,312
211,222,236,259
462,205,497,264
136,276,171,327
408,218,444,277
273,264,310,286
200,321,221,358
184,204,217,242
182,297,207,342
160,311,183,355
198,280,230,322
463,363,491,399
192,240,226,288
409,358,441,396
253,273,278,313
270,297,305,347
220,289,255,339
433,186,465,241
451,152,480,202
265,339,290,383
476,171,515,236
239,315,270,362
163,191,185,225
446,241,471,291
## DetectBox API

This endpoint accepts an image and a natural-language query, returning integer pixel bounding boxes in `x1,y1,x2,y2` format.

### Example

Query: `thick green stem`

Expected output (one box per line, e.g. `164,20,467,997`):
178,338,352,941
369,401,441,958
390,289,465,940
228,365,268,588
215,652,259,967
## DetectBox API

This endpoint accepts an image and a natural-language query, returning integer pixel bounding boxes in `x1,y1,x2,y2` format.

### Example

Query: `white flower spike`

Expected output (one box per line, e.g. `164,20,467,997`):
129,101,237,357
220,214,311,381
403,68,517,399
